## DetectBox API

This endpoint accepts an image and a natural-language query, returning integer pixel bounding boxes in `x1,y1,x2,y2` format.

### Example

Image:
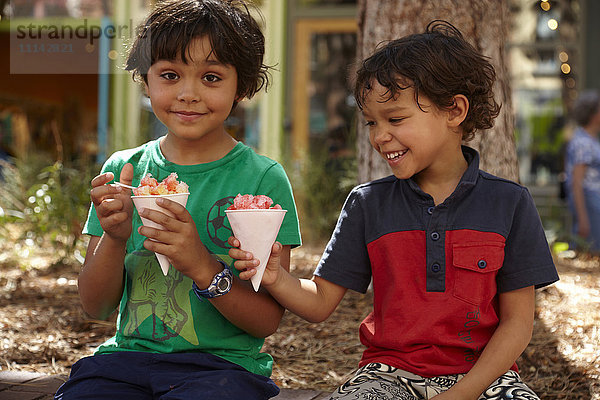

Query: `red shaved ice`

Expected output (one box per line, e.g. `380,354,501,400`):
227,194,281,210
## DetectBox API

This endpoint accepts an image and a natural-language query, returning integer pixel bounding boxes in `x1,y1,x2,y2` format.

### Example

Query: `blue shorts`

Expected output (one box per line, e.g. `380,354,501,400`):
54,352,280,399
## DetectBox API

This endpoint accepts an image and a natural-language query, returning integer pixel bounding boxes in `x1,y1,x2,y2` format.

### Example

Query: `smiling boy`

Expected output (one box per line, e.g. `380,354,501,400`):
144,35,241,163
55,1,301,399
230,21,558,399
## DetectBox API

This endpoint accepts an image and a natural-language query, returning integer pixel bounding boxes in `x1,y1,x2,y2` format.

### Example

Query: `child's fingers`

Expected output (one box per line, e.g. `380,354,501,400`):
237,268,257,281
233,258,259,271
101,210,130,228
155,197,192,223
142,236,168,254
231,256,258,281
227,236,240,248
271,241,283,256
137,223,180,252
137,224,160,240
119,163,134,187
95,197,126,217
137,225,180,249
91,171,114,188
228,244,251,260
138,207,173,229
235,257,259,270
90,180,124,206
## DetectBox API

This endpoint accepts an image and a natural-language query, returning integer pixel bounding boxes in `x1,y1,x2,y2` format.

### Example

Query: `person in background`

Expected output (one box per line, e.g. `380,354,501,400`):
565,90,600,253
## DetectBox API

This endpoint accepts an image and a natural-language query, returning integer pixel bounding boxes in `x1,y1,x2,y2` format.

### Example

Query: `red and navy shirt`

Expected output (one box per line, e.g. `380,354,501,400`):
314,146,558,377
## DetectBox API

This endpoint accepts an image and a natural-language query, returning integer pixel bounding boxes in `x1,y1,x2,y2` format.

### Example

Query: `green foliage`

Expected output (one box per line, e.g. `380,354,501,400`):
297,145,357,243
0,155,96,265
529,97,566,159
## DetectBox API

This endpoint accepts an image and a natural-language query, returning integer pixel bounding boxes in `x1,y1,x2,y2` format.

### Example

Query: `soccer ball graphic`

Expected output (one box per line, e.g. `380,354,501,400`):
207,196,235,249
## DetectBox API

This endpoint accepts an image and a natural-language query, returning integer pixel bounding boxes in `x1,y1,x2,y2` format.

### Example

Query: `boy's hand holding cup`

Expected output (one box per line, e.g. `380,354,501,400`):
130,172,190,275
225,194,286,291
229,238,285,288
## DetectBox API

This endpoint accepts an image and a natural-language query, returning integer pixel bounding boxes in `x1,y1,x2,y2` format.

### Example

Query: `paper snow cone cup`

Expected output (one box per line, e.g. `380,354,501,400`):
225,209,287,291
132,193,189,275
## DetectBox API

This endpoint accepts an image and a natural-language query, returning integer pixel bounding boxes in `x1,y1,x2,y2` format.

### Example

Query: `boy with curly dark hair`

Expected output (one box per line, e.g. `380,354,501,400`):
230,21,558,399
55,1,301,398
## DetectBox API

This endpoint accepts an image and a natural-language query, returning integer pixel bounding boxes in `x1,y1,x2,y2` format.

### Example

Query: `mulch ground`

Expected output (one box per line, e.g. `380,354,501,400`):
0,244,598,399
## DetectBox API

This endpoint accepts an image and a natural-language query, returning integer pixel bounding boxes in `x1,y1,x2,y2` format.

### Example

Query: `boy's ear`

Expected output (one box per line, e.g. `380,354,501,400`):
447,94,469,128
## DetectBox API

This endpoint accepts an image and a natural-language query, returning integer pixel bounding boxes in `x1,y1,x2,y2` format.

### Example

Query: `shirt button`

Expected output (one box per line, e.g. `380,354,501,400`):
431,263,441,272
430,232,440,241
427,206,434,215
478,259,487,269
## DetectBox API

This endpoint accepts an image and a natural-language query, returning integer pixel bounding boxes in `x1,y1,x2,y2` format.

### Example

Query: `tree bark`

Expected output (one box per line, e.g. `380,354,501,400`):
356,0,518,183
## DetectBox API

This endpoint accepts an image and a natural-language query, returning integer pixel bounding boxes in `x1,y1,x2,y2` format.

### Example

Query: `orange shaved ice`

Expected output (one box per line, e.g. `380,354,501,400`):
133,173,189,196
140,174,158,188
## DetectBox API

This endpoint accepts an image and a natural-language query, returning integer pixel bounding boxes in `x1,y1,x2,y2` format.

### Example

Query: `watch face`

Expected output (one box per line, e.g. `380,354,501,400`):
217,276,231,292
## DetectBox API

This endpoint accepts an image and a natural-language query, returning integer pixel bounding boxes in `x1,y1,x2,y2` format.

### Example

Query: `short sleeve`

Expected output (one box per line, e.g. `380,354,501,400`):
255,163,301,247
570,136,595,166
314,188,372,293
497,187,559,292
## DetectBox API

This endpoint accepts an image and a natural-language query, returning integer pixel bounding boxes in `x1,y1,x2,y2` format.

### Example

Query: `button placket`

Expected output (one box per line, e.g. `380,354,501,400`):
425,208,446,292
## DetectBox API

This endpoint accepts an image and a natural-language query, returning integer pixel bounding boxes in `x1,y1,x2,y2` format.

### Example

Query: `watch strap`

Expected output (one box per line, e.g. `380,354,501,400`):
192,260,233,299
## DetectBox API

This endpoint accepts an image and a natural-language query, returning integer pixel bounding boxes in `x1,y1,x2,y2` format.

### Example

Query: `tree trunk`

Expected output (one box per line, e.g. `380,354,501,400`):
356,0,518,183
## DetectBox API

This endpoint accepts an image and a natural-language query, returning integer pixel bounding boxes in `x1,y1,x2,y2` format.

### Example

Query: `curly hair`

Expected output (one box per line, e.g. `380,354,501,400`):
354,20,500,141
125,0,271,103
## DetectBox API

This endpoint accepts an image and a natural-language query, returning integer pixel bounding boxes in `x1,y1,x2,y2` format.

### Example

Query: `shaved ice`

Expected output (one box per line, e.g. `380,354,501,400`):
225,195,286,291
133,173,189,196
227,194,282,210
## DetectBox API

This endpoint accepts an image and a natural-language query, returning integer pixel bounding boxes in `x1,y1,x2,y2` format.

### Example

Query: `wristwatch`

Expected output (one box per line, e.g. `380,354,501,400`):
192,260,233,299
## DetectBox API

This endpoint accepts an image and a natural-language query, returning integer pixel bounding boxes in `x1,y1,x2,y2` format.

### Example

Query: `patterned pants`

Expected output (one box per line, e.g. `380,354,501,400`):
329,363,540,400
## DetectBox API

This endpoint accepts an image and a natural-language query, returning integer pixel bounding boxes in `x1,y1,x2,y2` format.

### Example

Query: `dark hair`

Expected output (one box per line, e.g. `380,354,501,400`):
354,20,500,141
572,90,600,127
126,0,271,102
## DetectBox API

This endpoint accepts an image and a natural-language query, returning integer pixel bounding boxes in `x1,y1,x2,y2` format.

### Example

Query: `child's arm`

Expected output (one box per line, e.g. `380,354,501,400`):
571,164,590,238
432,286,535,400
137,199,311,338
79,235,127,319
78,163,135,320
229,239,348,323
206,244,294,337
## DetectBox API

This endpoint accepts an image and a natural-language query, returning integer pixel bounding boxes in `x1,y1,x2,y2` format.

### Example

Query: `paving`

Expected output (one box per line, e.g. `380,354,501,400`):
0,371,329,400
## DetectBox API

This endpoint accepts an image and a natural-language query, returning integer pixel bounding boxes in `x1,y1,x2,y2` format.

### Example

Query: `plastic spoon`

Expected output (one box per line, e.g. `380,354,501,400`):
114,181,136,190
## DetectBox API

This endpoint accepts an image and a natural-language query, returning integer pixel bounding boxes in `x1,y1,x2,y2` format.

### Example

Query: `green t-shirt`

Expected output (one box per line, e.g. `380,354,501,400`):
83,138,302,377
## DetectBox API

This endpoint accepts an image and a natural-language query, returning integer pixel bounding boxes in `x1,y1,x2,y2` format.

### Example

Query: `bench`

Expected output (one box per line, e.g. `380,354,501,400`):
0,370,329,399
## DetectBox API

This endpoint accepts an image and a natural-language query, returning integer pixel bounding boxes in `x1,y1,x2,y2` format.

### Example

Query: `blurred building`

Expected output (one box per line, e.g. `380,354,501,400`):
0,0,116,163
0,0,598,187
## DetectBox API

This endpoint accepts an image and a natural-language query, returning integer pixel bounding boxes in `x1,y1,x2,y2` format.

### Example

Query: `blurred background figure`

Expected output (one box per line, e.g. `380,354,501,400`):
565,90,600,253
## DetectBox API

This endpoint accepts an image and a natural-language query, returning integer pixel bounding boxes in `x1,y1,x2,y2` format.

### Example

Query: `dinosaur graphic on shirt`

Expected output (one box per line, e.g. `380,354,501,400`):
121,251,198,345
